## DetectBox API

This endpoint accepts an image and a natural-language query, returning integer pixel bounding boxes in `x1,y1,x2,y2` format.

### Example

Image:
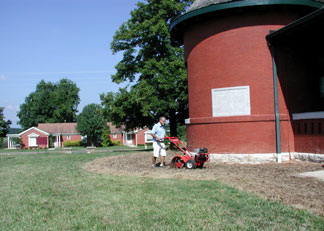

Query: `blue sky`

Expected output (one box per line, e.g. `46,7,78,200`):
0,0,140,127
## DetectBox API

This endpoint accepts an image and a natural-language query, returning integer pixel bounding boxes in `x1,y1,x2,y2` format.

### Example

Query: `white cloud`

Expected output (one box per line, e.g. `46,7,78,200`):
6,105,19,112
0,74,7,80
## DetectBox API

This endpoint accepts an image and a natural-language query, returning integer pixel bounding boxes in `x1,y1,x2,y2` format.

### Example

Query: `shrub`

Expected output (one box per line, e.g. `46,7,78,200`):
63,140,81,147
110,140,121,146
101,125,112,147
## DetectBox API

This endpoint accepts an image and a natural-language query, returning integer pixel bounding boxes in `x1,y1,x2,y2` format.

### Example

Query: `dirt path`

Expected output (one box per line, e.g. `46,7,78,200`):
84,152,324,216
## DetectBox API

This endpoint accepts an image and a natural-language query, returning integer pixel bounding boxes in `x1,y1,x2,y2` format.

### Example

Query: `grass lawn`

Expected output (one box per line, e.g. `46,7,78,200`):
0,152,323,231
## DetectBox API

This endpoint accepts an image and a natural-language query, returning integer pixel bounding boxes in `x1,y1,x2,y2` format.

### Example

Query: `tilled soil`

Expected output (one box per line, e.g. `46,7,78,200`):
84,152,324,216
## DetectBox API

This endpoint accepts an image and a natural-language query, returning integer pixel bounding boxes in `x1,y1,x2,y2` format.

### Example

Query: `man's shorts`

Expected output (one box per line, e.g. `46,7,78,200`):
153,141,166,158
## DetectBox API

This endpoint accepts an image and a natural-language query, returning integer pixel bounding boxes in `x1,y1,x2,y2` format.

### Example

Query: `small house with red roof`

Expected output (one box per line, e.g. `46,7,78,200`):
37,123,82,148
107,122,150,146
7,122,151,149
7,123,82,149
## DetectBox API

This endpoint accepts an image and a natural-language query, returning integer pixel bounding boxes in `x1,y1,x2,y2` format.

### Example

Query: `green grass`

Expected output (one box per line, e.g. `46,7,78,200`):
0,152,323,231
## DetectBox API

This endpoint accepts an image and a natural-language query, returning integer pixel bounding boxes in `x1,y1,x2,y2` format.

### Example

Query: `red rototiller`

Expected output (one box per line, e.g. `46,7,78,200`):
164,137,209,169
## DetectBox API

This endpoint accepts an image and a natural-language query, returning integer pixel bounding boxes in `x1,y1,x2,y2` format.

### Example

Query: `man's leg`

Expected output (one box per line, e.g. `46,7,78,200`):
152,156,157,165
160,143,166,166
160,156,165,166
152,141,159,167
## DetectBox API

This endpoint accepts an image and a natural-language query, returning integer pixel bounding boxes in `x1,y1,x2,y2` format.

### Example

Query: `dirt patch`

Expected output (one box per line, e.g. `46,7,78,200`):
84,152,324,216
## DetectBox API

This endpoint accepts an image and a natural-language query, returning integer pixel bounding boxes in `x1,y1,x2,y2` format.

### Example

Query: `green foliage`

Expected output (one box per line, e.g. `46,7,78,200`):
63,140,81,147
101,0,193,136
101,125,112,147
48,135,54,148
17,78,80,129
0,137,5,149
0,107,11,138
111,140,121,146
76,104,105,146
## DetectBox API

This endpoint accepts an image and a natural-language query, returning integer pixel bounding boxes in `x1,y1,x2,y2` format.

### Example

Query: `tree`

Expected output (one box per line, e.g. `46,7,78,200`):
0,107,11,148
17,78,80,129
101,0,192,136
76,104,105,146
101,124,111,147
0,107,11,137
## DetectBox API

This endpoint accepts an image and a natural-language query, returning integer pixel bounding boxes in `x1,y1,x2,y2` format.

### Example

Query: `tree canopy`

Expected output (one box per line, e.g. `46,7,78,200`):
76,104,105,146
17,78,80,129
0,107,11,138
101,0,193,136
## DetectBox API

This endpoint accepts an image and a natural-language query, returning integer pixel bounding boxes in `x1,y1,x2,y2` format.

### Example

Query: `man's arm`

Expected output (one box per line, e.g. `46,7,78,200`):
150,133,161,141
151,124,161,141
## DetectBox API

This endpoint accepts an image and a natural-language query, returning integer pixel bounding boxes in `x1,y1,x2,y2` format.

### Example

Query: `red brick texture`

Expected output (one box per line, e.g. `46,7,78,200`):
293,119,324,154
20,129,48,149
183,9,307,154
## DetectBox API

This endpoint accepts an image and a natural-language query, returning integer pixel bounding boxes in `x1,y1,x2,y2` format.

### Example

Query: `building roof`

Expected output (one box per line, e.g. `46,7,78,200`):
18,127,50,136
37,123,79,135
107,122,125,134
188,0,324,12
171,0,324,42
106,122,147,134
266,6,324,46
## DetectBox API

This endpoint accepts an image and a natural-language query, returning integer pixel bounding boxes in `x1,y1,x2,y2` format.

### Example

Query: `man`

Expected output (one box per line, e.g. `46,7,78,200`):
150,116,167,167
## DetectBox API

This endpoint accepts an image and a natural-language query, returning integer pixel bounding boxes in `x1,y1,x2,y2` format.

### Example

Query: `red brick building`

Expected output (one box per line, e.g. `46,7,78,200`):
18,127,50,149
107,122,150,146
171,0,324,158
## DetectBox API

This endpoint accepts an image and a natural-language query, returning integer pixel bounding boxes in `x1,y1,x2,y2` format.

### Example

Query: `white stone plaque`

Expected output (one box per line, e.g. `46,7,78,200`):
212,86,250,117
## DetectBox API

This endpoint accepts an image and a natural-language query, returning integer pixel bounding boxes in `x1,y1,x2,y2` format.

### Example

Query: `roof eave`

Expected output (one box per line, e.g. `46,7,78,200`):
170,0,323,43
266,6,324,45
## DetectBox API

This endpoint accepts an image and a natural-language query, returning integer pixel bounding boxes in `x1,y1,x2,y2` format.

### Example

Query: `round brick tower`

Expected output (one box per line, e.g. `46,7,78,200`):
171,0,323,154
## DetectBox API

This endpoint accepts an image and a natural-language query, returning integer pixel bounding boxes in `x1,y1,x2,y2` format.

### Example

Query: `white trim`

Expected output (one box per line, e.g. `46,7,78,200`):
18,127,49,136
136,133,138,147
209,153,290,164
52,133,80,136
28,134,38,147
292,111,324,120
144,130,153,144
6,134,20,137
185,118,190,124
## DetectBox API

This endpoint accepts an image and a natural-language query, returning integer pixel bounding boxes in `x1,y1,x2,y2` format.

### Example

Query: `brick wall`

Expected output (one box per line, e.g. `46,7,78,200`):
183,8,304,154
20,129,48,149
293,119,324,153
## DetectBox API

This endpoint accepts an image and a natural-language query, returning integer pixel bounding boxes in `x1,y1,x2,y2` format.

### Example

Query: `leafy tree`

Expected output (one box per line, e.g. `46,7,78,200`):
53,78,80,122
101,0,192,136
17,78,80,129
0,107,11,137
101,124,112,147
76,104,105,146
0,107,11,148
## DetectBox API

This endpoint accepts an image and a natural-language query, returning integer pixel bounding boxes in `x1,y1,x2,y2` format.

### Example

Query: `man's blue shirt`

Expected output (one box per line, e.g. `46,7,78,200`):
151,122,166,141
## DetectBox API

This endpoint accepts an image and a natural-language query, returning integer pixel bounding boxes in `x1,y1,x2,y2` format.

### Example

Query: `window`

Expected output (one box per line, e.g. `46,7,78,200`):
212,86,250,117
297,123,301,134
145,132,153,143
113,134,117,139
318,123,322,134
29,137,37,147
320,77,324,98
28,133,39,147
67,135,71,140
